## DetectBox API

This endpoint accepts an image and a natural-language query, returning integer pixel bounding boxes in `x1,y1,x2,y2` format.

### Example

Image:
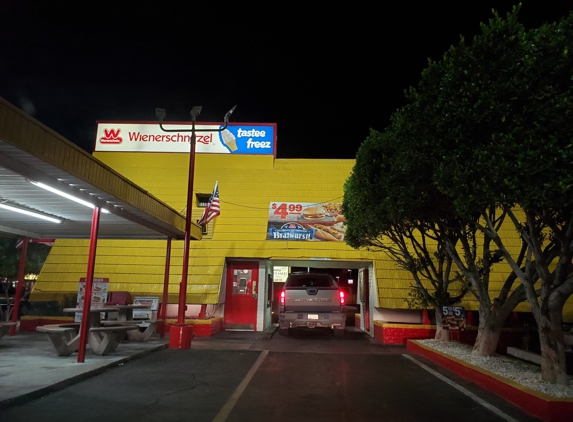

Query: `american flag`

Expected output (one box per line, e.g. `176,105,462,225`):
197,181,220,226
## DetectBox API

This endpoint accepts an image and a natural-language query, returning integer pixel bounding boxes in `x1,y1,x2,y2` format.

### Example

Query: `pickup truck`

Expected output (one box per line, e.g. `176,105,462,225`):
278,272,346,337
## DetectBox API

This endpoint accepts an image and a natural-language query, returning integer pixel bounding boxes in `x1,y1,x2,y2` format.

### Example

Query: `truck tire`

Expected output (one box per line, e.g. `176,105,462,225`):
278,327,290,336
334,328,345,337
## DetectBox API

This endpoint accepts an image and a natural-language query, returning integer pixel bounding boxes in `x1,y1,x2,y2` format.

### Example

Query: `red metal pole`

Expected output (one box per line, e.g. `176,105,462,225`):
177,122,197,325
161,237,172,338
10,237,29,336
198,304,207,319
77,207,101,363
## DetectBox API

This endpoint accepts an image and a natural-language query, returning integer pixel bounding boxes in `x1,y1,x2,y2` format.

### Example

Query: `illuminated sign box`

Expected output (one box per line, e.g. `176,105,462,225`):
95,122,276,155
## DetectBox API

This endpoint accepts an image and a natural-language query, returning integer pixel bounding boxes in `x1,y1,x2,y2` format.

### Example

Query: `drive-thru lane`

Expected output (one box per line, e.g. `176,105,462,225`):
1,330,540,422
222,351,530,422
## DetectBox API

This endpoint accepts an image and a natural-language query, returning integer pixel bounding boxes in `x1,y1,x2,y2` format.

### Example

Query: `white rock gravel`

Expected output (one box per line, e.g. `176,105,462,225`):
417,339,573,398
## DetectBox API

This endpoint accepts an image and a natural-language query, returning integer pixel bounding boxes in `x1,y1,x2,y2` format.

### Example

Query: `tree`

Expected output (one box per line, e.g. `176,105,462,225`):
0,237,51,278
436,208,533,356
343,117,527,352
0,237,19,278
0,237,51,320
411,6,573,384
343,121,468,341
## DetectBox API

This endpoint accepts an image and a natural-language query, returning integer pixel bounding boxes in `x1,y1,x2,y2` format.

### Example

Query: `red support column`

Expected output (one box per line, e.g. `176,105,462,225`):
177,128,196,325
161,237,172,339
422,309,431,325
10,237,29,336
169,123,197,349
198,304,207,319
77,207,101,363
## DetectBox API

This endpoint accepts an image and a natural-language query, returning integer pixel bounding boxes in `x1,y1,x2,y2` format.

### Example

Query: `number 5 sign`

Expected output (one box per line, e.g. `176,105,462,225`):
442,306,466,331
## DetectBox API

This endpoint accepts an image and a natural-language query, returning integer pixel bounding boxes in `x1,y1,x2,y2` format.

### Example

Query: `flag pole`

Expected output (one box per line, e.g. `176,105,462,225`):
156,106,235,349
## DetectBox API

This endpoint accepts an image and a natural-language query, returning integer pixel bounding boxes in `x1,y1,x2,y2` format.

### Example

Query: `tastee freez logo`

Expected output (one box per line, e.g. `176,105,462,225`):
237,128,271,149
100,129,123,144
237,128,266,138
246,139,271,149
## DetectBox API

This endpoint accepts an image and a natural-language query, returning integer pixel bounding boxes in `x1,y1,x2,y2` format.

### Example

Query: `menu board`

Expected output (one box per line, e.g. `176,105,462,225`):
75,278,109,322
266,202,346,242
273,266,289,283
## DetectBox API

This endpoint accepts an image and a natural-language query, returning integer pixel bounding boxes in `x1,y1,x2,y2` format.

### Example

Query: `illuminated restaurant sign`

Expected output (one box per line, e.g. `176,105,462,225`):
266,201,346,242
95,122,276,155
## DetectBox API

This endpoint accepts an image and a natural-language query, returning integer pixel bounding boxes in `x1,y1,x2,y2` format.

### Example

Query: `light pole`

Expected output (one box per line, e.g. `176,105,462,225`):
156,105,235,348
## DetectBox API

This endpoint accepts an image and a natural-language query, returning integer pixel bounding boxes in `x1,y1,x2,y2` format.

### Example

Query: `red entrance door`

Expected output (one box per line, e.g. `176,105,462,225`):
224,262,259,330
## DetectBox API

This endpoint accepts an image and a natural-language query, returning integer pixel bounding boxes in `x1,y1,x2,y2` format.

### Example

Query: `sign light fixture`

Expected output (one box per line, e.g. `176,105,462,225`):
0,203,61,223
29,181,110,214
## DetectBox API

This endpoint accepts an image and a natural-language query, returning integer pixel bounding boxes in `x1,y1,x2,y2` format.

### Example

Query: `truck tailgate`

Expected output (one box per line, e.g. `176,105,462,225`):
284,286,341,312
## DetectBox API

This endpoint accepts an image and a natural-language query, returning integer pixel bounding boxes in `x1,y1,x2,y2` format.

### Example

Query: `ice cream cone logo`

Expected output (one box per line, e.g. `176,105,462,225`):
221,129,238,152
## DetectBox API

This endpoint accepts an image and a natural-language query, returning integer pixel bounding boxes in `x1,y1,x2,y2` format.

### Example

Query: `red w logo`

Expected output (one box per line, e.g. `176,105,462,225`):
100,129,122,144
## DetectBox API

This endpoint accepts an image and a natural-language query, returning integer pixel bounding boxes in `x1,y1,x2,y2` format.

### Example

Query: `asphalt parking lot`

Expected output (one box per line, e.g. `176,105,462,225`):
0,328,540,422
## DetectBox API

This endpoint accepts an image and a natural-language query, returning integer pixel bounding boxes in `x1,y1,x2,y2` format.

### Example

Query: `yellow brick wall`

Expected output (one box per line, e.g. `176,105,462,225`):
32,152,573,319
34,154,371,304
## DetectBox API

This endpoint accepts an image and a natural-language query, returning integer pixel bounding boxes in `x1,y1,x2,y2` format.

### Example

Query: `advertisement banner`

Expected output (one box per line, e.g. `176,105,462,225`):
442,306,466,331
75,277,109,323
266,202,346,242
95,122,276,155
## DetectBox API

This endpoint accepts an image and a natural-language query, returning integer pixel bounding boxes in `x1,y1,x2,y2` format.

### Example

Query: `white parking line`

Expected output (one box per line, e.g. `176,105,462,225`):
212,350,269,422
403,354,518,422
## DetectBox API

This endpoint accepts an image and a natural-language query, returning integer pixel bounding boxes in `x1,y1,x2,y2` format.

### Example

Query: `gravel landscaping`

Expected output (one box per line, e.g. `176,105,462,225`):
418,339,573,398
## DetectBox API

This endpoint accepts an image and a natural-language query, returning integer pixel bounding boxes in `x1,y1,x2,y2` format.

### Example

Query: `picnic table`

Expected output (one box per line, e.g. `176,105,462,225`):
36,307,137,356
0,321,17,340
113,304,150,322
104,304,163,341
64,306,119,327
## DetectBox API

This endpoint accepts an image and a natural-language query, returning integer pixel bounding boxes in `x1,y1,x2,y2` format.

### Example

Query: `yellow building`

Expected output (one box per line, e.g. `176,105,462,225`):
32,120,573,332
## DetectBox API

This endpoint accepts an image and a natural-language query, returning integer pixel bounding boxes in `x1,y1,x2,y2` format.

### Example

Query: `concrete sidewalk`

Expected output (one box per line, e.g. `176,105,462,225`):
0,329,275,408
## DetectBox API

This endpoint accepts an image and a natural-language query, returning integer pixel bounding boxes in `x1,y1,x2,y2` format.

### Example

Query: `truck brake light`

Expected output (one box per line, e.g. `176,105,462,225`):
280,290,285,305
339,290,345,305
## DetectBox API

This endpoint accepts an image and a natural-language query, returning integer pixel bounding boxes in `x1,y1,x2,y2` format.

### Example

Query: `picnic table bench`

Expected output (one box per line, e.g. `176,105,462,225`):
37,322,138,356
0,321,18,340
87,324,138,355
101,319,164,341
36,323,81,356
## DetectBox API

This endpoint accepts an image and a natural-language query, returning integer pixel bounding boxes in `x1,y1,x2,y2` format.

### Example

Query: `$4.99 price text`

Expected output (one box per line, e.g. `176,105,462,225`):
271,202,303,219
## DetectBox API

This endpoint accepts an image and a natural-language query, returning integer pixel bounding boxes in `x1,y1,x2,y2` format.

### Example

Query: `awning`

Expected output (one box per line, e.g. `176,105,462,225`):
0,97,201,240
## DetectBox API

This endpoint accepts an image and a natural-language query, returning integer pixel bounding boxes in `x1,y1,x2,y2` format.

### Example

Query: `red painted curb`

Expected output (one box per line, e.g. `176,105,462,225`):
407,340,573,422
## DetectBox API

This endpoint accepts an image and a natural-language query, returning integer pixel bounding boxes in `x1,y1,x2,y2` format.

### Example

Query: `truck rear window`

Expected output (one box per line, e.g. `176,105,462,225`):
286,276,335,287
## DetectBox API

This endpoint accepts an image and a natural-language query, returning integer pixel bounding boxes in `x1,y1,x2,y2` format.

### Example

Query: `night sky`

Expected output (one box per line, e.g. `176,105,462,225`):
1,1,571,159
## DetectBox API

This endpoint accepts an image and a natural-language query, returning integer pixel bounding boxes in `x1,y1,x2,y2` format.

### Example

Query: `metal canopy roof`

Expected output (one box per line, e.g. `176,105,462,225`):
0,97,191,240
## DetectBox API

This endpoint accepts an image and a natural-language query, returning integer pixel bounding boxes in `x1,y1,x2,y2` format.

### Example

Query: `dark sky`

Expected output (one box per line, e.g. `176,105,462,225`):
1,1,571,159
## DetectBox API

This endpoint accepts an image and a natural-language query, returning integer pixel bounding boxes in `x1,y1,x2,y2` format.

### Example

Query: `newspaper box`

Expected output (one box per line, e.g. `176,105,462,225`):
133,297,159,327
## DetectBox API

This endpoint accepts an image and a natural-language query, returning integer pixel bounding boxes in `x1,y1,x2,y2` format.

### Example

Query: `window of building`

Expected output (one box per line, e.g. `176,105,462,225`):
196,194,210,208
195,193,213,237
